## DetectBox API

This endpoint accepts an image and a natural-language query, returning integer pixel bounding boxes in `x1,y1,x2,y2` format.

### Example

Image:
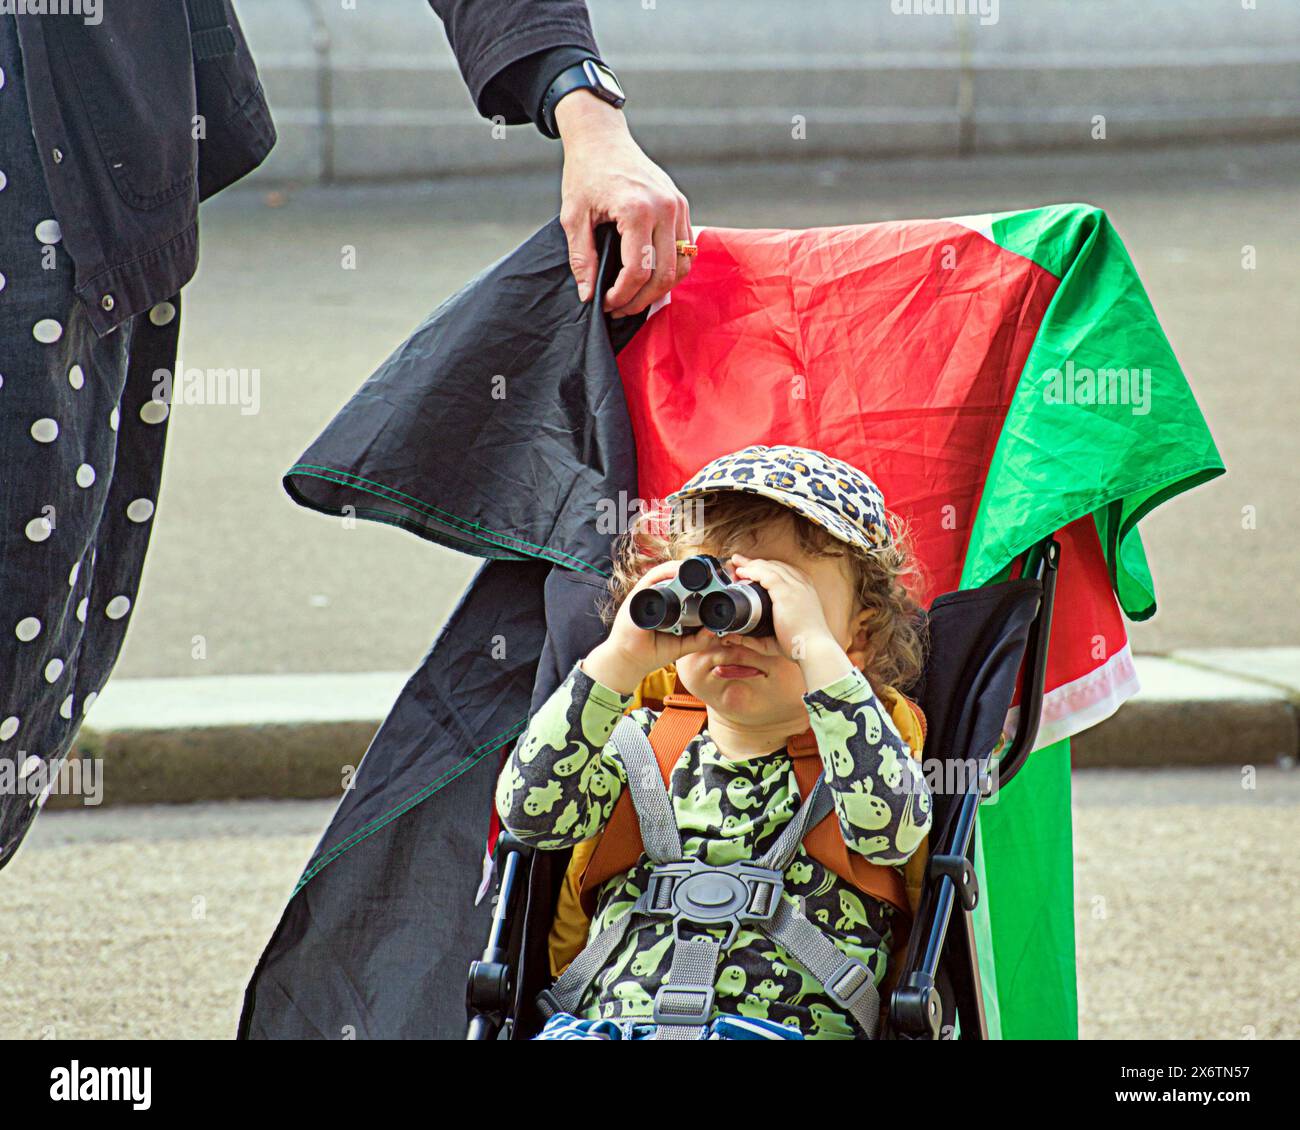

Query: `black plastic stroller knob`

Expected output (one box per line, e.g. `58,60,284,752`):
466,959,513,1013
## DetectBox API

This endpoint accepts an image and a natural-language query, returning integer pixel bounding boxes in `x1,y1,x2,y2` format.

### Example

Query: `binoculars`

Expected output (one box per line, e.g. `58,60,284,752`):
628,555,774,638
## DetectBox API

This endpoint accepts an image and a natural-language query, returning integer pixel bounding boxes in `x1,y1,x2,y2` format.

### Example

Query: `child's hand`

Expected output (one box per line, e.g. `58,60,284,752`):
582,560,713,695
729,553,855,689
727,553,834,658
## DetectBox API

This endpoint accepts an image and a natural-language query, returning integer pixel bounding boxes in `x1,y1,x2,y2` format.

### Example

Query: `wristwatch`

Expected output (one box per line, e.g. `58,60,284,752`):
539,59,627,139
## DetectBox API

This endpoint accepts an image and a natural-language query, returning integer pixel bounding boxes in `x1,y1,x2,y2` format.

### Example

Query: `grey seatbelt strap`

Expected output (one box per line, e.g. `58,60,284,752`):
648,934,722,1040
757,775,882,1038
763,896,881,1038
609,715,682,862
758,776,834,870
539,889,653,1018
540,716,683,1019
615,715,716,1040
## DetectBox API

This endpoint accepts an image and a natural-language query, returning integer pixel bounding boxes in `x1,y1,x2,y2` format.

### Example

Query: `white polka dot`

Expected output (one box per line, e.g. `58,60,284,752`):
0,373,4,389
0,169,7,192
30,417,58,443
19,755,41,780
126,498,154,523
25,516,52,542
68,364,85,390
83,691,98,714
149,301,176,326
0,66,5,91
44,658,64,683
59,695,73,720
35,218,62,245
0,717,18,742
109,406,120,431
15,617,42,642
76,463,95,488
68,560,80,587
0,271,6,293
76,598,88,622
140,400,168,425
105,595,131,620
33,318,63,344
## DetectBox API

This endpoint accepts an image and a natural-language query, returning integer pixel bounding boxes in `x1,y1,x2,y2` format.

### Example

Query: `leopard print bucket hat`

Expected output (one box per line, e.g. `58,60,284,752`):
665,445,892,552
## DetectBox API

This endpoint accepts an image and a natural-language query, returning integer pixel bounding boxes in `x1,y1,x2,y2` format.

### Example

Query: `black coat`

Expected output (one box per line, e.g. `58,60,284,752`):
13,0,597,337
13,1,275,336
240,222,645,1039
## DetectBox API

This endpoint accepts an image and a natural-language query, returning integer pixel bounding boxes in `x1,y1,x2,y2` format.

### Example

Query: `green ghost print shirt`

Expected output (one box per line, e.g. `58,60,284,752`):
494,659,933,1039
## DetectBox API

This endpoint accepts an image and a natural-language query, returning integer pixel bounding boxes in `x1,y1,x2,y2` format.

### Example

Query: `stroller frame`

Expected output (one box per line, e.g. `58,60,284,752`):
466,533,1061,1041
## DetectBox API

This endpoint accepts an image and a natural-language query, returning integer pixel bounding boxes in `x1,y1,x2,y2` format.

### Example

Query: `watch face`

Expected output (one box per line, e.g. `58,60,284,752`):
585,60,626,103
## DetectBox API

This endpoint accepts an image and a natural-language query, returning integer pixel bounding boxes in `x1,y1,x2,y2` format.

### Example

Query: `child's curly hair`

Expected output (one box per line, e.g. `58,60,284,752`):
600,490,929,693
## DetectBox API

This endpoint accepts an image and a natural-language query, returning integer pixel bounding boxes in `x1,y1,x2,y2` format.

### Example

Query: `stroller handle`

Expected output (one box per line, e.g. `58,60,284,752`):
995,535,1059,790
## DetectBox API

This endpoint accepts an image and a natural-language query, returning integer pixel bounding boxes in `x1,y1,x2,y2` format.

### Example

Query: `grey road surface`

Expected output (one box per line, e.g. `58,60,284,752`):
0,767,1294,1040
112,140,1299,681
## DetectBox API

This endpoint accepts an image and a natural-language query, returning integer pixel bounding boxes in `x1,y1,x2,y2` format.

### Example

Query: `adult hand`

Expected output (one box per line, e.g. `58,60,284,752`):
555,92,692,318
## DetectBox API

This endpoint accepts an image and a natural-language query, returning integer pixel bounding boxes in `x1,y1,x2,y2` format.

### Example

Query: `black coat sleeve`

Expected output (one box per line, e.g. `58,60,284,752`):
426,0,599,122
487,45,598,131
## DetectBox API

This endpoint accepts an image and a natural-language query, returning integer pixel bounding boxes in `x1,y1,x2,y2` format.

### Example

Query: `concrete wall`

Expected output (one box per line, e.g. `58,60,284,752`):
236,0,1300,183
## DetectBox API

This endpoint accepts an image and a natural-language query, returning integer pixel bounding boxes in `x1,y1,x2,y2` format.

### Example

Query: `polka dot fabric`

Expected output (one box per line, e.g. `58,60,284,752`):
0,19,181,866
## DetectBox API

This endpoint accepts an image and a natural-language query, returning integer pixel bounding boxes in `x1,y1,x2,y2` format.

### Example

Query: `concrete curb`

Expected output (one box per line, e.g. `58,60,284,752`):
51,673,405,811
46,650,1300,809
1071,651,1300,769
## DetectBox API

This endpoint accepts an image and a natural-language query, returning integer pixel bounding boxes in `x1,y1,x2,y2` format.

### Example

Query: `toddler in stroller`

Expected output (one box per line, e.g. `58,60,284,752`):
493,444,934,1040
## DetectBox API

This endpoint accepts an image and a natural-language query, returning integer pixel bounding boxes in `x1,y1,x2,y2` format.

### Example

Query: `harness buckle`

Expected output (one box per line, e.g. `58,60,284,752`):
645,859,784,949
652,984,716,1027
823,957,874,1010
536,988,561,1019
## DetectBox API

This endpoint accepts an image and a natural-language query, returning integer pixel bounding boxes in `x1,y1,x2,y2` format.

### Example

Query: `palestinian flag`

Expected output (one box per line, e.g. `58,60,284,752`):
250,203,1221,1040
613,203,1223,1037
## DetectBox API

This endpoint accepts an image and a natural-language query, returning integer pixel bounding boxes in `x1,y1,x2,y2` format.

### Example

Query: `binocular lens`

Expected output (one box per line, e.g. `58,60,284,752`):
676,556,715,592
629,587,681,630
700,586,774,637
698,589,743,632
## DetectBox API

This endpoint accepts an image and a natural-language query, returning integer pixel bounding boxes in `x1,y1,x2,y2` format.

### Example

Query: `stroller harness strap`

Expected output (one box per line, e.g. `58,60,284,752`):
538,715,882,1039
579,691,912,916
617,702,686,864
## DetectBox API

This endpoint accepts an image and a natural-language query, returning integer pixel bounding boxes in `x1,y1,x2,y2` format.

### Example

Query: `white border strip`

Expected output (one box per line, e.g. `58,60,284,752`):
1003,644,1141,753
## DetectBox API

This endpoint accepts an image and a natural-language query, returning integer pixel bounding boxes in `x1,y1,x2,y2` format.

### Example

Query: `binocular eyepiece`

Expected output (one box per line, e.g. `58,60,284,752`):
628,555,774,638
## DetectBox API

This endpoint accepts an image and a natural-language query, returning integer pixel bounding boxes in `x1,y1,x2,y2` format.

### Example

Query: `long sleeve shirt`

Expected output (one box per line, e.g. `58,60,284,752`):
494,659,933,1039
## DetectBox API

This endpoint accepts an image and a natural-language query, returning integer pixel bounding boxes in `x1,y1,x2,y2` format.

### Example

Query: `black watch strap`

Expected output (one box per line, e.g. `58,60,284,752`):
539,59,627,139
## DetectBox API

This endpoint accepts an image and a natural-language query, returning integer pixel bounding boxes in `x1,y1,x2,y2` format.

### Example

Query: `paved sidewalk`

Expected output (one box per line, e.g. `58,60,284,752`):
2,770,1295,1039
